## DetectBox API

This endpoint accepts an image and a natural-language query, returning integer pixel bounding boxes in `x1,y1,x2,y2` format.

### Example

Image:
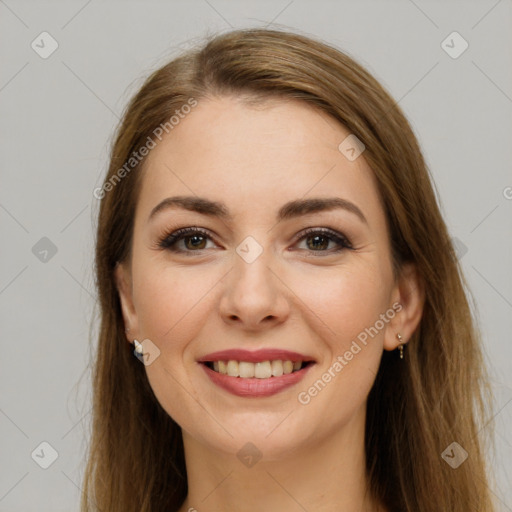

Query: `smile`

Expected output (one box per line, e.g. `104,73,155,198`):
197,349,316,397
205,359,311,378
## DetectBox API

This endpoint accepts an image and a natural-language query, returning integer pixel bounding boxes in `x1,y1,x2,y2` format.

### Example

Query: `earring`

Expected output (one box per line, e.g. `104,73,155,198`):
397,333,404,359
133,339,143,355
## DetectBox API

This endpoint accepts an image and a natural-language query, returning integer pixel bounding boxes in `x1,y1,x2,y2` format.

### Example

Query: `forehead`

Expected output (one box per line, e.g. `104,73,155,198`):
136,95,384,226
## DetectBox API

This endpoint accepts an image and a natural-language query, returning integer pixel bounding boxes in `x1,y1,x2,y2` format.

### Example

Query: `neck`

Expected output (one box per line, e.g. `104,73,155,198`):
177,404,385,512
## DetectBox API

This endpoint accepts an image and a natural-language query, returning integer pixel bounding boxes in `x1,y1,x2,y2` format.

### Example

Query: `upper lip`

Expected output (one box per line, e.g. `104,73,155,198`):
197,349,316,363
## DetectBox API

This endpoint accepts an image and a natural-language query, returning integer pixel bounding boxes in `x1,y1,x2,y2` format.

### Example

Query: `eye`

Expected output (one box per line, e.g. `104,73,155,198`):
156,226,353,256
293,227,353,255
157,227,217,254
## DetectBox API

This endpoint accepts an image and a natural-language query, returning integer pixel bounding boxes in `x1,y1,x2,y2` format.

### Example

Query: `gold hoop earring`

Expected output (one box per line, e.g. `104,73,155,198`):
397,333,404,359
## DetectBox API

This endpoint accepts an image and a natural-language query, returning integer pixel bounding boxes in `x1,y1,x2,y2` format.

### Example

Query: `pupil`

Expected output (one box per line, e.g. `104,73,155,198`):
187,235,206,249
308,235,328,250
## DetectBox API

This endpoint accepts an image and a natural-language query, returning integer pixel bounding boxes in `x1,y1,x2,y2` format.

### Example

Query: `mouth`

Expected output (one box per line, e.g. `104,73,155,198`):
197,350,316,397
202,359,314,378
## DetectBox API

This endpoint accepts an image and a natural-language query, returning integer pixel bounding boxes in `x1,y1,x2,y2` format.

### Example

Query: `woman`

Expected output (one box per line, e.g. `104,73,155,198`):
84,28,495,511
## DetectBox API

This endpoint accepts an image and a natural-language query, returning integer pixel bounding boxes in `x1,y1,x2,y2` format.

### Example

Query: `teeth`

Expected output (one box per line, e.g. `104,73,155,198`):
210,359,306,378
226,360,239,377
239,361,255,378
255,361,272,379
271,360,283,377
283,360,294,374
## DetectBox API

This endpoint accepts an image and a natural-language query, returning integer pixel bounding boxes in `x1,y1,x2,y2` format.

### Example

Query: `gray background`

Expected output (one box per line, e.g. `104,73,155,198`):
1,0,511,510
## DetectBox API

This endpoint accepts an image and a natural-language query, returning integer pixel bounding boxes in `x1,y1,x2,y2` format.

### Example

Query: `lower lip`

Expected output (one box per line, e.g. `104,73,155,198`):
199,362,314,397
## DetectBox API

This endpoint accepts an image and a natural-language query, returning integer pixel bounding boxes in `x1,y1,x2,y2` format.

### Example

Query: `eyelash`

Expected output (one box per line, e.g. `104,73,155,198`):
157,226,353,256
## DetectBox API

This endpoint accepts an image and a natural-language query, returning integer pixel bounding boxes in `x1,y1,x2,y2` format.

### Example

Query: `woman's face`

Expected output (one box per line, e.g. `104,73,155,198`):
116,95,409,459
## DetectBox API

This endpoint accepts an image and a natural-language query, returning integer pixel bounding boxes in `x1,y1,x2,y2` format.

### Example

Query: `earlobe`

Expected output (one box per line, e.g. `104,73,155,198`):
384,262,425,351
114,261,139,342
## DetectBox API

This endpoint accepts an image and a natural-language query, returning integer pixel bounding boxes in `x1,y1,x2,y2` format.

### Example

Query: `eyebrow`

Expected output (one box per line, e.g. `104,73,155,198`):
148,195,368,225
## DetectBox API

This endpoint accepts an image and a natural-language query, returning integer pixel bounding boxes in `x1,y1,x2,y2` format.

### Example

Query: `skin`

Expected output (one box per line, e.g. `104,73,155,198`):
116,95,424,512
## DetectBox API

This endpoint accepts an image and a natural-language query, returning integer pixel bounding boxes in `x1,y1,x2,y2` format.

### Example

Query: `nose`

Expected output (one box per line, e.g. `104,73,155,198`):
219,247,290,332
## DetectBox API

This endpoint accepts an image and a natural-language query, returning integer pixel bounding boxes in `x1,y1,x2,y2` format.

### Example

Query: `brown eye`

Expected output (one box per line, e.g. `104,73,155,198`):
305,234,330,251
294,228,353,255
158,227,216,253
184,234,208,250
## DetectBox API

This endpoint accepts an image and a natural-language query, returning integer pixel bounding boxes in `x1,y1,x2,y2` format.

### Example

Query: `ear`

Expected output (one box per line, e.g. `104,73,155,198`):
114,261,139,344
383,262,425,351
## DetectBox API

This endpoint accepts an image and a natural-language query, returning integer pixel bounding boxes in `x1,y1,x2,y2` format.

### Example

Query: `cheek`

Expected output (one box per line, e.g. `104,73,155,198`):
292,266,389,428
132,263,217,347
294,260,390,349
132,266,218,425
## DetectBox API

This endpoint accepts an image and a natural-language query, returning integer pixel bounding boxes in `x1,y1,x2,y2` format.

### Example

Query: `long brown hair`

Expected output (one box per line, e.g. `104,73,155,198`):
83,28,495,511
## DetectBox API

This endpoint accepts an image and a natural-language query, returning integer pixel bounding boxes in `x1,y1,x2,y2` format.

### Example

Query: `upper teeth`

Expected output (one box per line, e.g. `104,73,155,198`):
212,360,303,378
